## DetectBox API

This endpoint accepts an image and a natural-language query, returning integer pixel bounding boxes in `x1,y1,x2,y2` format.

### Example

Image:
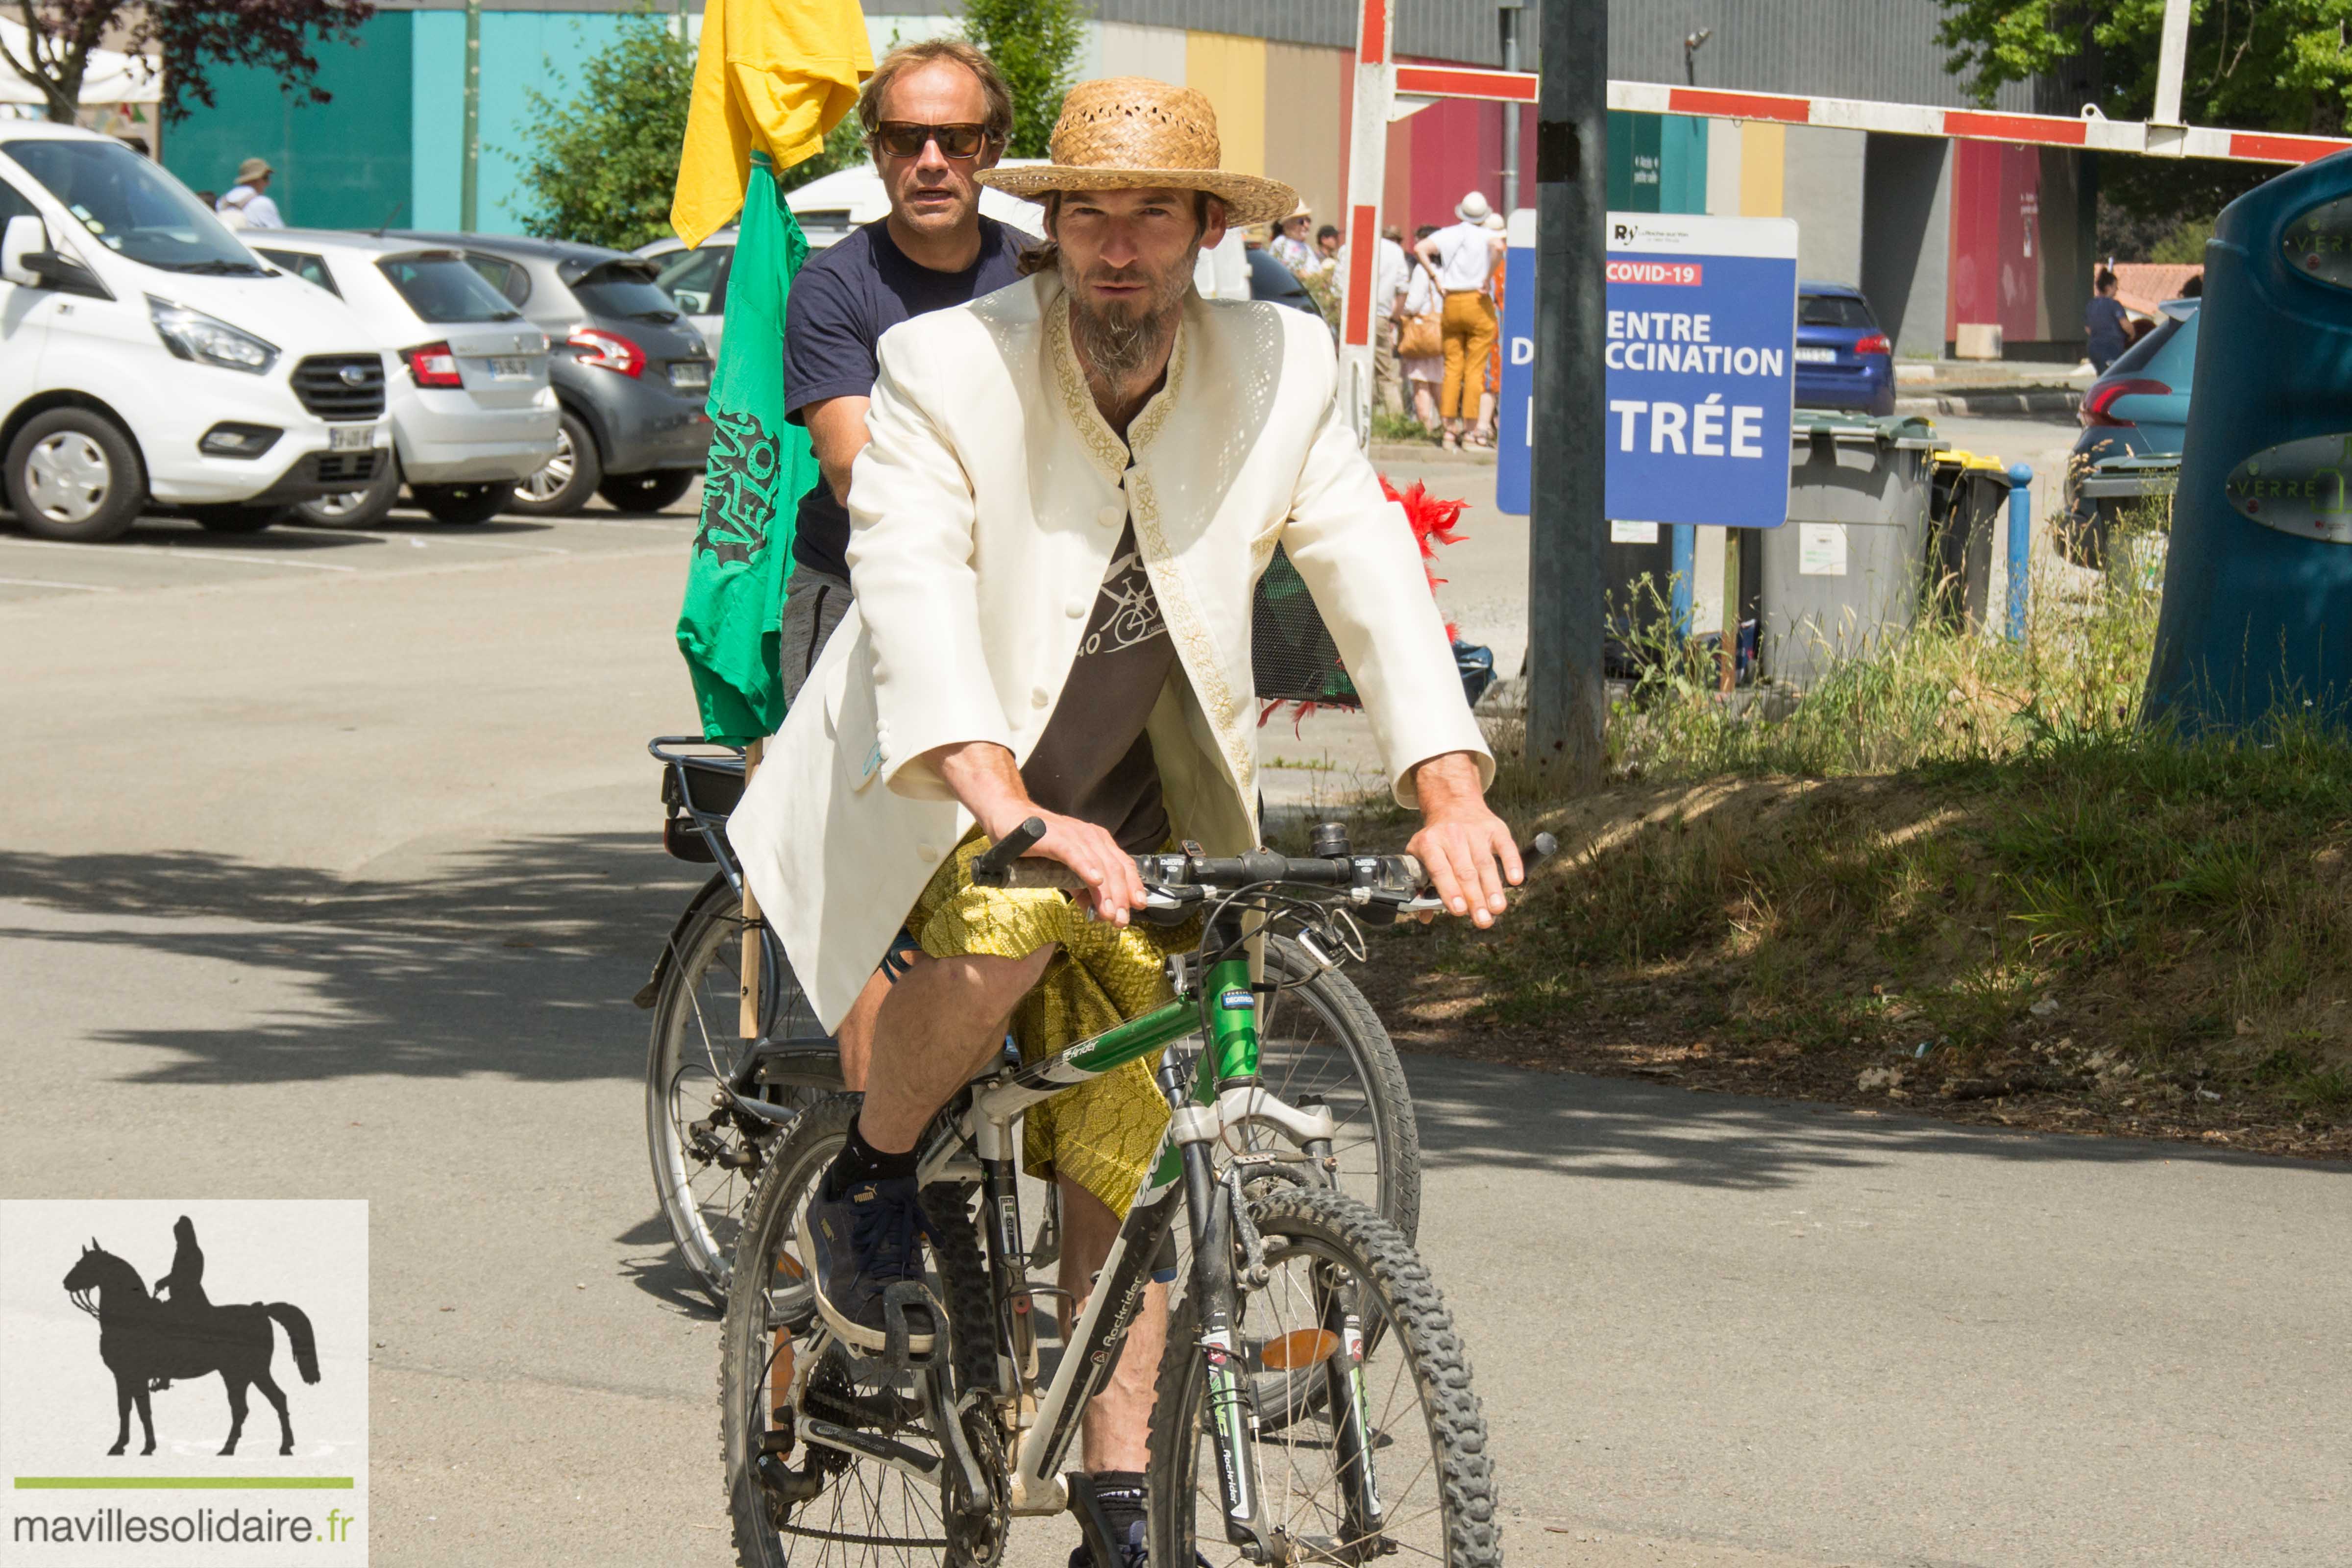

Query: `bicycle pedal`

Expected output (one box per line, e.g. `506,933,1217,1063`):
877,1280,943,1373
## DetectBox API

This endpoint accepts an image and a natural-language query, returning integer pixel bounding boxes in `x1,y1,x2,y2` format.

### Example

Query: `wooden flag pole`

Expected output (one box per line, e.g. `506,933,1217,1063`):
739,737,763,1039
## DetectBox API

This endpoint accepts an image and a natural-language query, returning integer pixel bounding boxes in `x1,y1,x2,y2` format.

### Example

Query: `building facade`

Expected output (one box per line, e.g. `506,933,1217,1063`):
162,0,2092,358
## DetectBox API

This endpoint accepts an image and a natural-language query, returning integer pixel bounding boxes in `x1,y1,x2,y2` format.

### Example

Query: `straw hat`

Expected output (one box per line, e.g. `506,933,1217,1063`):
977,77,1298,227
236,157,273,184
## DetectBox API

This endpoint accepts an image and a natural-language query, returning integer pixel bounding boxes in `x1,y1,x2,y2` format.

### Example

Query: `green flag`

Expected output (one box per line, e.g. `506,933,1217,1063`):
676,152,819,744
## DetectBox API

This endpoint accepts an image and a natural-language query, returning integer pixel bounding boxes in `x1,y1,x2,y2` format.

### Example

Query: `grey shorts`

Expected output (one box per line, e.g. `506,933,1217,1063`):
778,562,853,705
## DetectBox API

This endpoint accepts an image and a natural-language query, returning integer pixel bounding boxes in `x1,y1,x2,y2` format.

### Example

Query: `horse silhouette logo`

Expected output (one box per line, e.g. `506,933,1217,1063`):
61,1215,321,1457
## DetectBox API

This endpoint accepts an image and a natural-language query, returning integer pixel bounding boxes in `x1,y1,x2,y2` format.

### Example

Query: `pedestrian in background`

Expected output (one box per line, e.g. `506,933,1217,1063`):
2085,268,2130,373
1314,223,1341,273
1400,224,1446,431
1337,222,1412,417
216,158,283,229
1270,203,1316,272
1476,208,1507,443
1415,190,1503,451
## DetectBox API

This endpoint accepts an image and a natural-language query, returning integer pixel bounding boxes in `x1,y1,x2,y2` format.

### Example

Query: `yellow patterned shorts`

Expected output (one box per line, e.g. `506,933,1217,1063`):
909,833,1200,1220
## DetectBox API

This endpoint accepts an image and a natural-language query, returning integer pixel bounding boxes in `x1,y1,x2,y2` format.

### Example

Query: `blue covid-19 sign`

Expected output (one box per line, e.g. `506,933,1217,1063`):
1498,212,1797,529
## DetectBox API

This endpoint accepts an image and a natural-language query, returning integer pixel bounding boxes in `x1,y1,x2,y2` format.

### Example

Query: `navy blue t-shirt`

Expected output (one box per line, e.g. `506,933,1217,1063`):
783,215,1031,579
2085,294,2131,364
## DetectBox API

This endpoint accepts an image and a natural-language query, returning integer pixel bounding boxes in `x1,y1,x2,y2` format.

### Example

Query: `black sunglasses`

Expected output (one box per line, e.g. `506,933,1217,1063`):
871,121,992,160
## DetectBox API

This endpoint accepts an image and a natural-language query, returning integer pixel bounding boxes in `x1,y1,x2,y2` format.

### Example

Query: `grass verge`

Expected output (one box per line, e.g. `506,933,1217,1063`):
1330,506,2352,1158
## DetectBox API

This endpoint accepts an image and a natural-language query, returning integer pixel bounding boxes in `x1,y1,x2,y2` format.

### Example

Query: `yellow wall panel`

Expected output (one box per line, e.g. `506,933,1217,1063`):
1739,121,1784,217
1185,31,1267,179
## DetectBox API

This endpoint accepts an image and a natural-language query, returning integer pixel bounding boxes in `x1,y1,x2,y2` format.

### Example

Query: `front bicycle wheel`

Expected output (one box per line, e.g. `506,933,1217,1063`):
720,1095,1004,1568
646,884,839,1308
1250,935,1421,1243
1147,1186,1498,1568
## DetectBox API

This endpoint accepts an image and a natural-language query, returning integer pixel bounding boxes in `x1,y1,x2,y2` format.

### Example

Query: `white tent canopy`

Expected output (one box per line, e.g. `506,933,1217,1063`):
0,18,160,107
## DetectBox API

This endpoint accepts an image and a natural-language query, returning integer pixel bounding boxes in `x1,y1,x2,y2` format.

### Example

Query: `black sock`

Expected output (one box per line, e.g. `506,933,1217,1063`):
1092,1470,1147,1546
826,1118,918,1196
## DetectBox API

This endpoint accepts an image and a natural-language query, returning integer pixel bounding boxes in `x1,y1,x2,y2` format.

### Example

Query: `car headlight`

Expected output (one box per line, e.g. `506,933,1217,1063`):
147,296,278,375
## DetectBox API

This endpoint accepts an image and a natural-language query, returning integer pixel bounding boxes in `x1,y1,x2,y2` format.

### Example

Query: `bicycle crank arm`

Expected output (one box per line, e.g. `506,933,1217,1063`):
799,1419,942,1484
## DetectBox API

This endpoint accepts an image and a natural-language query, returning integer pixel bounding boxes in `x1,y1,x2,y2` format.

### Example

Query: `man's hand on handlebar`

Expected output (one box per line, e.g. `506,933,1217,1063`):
1405,752,1523,929
930,741,1148,927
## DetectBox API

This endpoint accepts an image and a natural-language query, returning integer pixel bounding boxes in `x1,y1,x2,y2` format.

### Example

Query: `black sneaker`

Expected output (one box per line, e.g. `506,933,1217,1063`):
796,1171,938,1354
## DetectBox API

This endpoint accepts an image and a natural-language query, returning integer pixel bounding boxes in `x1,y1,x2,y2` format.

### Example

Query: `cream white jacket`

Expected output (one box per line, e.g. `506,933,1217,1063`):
728,271,1491,1029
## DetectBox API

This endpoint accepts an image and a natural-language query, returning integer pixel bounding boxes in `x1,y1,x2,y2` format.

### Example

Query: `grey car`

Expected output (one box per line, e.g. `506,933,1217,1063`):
394,232,714,516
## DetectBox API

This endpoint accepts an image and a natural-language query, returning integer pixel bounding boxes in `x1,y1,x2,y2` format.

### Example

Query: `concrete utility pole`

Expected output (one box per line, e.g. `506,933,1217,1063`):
460,0,483,231
1498,0,1523,215
1526,0,1607,788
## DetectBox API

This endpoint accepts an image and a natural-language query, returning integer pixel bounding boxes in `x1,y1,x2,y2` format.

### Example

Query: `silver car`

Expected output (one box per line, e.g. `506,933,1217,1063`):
253,230,560,526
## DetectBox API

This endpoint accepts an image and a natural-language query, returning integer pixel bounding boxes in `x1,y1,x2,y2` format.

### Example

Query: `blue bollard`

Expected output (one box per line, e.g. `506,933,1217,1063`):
1669,523,1695,639
2006,463,2034,641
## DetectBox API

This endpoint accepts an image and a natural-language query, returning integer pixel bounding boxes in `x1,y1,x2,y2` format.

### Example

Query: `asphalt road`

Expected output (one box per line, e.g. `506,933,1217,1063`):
4,453,2343,1567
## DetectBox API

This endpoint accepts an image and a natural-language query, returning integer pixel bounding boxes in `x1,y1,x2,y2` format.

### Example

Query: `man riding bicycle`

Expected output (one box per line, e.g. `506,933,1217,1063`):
728,76,1522,1565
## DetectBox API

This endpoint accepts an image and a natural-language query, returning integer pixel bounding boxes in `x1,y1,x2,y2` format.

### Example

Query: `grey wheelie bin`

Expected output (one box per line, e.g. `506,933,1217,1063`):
1760,413,1940,688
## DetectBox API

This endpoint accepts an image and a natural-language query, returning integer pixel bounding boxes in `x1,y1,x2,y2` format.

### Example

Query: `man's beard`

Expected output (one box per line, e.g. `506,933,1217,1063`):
1060,249,1191,382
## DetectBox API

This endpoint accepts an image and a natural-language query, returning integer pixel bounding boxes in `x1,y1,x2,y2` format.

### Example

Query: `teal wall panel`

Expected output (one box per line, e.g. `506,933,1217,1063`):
1659,115,1708,215
163,11,413,231
1608,111,1708,216
412,10,638,235
1606,111,1661,212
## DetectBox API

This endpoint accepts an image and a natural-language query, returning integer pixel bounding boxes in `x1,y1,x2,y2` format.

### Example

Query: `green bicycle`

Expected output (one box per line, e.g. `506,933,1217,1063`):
719,818,1550,1568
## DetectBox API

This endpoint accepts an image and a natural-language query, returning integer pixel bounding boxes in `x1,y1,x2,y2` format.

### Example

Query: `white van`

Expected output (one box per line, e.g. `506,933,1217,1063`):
0,124,391,542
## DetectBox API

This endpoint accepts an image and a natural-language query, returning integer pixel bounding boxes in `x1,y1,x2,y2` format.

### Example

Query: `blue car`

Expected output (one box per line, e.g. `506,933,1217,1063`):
1794,282,1894,416
2059,299,2198,565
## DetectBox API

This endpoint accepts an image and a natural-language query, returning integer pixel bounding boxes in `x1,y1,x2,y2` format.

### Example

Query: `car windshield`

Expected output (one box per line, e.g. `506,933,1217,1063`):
571,263,680,322
4,138,262,273
379,253,523,322
1799,294,1876,329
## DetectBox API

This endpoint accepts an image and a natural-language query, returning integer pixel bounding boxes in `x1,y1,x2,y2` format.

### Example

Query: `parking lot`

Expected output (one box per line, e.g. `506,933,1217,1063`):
0,500,701,607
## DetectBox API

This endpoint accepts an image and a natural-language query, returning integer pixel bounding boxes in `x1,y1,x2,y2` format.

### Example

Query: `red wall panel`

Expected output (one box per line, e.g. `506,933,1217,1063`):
1948,139,2043,345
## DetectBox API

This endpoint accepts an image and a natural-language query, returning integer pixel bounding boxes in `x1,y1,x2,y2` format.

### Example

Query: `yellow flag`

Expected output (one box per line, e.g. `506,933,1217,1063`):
672,0,874,248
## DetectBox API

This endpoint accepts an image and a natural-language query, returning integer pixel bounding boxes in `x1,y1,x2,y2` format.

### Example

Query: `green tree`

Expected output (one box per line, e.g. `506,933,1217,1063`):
514,8,867,249
514,8,694,249
1935,1,2352,237
960,0,1090,157
1937,0,2352,132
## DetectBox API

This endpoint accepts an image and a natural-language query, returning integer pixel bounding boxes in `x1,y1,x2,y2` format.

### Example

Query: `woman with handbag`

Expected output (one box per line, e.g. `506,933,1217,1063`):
1399,226,1446,432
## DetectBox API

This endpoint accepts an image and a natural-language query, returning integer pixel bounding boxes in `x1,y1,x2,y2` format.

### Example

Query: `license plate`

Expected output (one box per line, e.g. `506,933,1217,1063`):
488,355,533,377
328,424,374,451
1794,346,1838,364
669,360,711,390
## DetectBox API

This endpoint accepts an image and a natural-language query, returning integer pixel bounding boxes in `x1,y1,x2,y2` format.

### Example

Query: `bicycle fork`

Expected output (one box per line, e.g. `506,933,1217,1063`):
1166,1054,1388,1564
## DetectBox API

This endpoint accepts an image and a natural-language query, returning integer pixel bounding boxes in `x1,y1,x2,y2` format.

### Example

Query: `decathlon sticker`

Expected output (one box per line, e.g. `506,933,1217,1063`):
1798,522,1849,576
2225,433,2352,541
1219,988,1253,1011
0,1200,369,1565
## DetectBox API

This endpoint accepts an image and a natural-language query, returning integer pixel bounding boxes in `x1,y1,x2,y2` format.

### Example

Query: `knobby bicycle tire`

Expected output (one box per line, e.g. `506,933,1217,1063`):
1147,1185,1498,1568
646,890,841,1309
720,1094,1001,1568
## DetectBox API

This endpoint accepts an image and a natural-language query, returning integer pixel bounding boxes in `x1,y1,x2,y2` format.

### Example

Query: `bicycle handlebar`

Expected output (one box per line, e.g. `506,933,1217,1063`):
971,817,1558,906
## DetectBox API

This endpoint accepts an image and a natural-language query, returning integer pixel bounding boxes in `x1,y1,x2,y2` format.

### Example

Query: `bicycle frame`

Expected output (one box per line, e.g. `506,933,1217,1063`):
910,907,1365,1558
